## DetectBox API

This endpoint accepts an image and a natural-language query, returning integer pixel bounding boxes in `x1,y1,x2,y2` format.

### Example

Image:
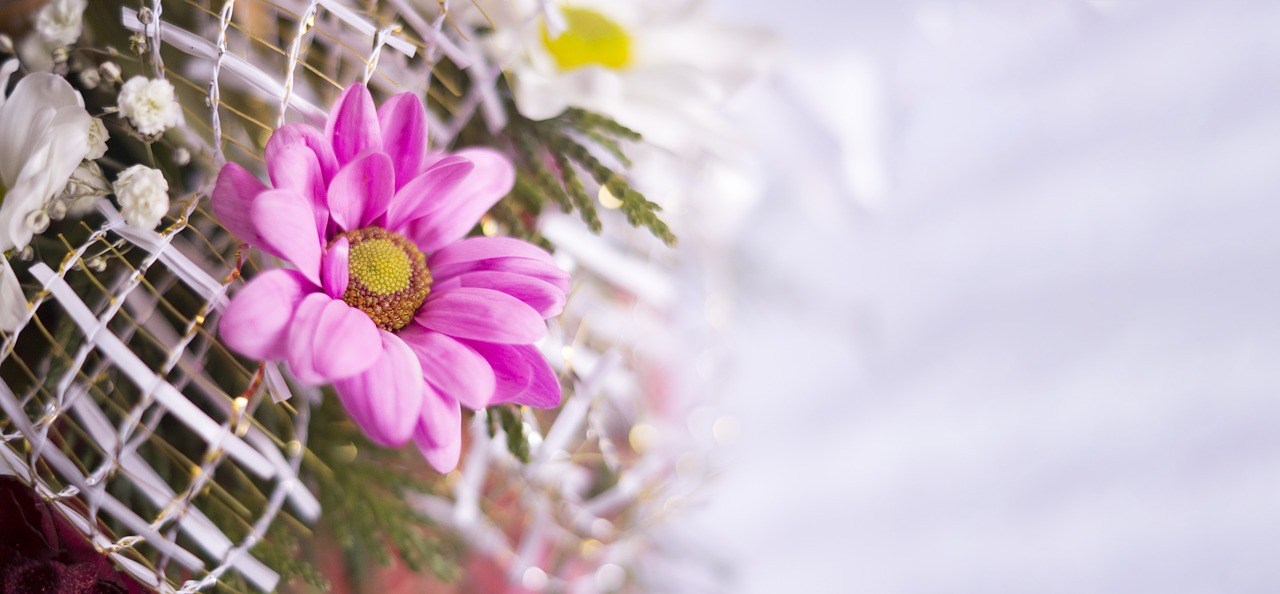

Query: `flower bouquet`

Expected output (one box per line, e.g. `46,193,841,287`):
0,0,768,591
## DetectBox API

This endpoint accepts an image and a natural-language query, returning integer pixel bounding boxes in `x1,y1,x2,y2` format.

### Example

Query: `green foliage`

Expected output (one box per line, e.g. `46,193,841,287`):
503,108,677,247
486,406,533,463
205,520,330,594
251,523,331,592
302,395,459,586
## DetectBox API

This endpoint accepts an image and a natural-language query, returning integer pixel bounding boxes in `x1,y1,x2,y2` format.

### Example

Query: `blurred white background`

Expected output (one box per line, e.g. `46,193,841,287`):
693,1,1280,592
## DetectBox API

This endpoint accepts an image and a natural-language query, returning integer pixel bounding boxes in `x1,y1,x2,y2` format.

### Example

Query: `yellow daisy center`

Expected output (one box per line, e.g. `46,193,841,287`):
542,7,633,71
338,227,431,332
350,237,410,295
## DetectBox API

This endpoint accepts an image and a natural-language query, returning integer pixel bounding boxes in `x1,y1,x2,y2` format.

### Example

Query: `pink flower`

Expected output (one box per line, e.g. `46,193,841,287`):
213,84,566,472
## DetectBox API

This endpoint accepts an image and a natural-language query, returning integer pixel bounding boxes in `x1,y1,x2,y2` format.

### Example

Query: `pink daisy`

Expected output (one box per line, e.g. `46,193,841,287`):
212,83,567,472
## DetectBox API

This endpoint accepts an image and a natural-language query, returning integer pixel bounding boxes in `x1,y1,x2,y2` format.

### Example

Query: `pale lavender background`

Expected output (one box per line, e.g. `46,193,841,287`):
693,1,1280,592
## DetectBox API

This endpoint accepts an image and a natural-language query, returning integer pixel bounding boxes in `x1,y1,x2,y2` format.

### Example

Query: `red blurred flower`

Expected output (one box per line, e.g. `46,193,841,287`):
0,476,149,593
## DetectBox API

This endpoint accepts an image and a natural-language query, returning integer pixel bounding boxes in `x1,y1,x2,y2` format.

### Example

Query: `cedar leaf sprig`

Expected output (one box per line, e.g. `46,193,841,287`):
502,107,677,247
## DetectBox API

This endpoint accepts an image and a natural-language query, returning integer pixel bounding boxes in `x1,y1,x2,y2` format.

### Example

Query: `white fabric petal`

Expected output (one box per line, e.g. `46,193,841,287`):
0,60,18,108
0,260,26,332
512,67,626,121
0,72,90,252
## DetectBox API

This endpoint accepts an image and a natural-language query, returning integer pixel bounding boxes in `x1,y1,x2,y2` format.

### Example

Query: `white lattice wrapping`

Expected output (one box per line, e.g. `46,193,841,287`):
0,0,415,590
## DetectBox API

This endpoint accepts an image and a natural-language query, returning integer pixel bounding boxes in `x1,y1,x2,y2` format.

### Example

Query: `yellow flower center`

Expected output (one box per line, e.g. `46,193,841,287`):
350,237,411,295
542,7,632,71
338,227,431,332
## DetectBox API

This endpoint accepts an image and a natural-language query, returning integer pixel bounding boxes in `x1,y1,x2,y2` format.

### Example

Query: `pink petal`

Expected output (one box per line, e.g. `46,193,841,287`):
428,236,557,269
251,189,324,286
284,293,331,385
266,123,338,182
454,271,565,318
267,143,328,236
312,299,381,380
219,269,312,361
501,345,561,408
401,147,516,252
412,386,462,472
385,156,473,230
419,437,460,471
415,287,546,344
211,163,268,246
398,325,495,409
322,236,349,300
286,294,380,384
327,151,394,231
416,385,461,448
419,436,461,474
432,256,571,295
377,92,429,190
325,83,382,166
334,331,426,447
432,275,462,292
462,341,562,408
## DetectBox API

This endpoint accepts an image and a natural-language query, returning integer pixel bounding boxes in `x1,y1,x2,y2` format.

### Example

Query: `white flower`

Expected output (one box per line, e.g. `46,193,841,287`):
60,160,111,216
475,0,772,152
118,76,182,136
15,0,87,72
86,118,109,160
113,165,169,230
16,34,55,73
35,0,87,47
0,60,91,254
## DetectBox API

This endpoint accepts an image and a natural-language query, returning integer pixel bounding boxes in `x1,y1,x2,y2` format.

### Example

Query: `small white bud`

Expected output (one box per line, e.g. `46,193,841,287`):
118,76,182,137
24,209,50,235
78,66,100,89
0,34,13,55
47,200,68,221
113,165,170,230
137,7,153,25
99,61,121,82
172,147,191,166
129,33,148,54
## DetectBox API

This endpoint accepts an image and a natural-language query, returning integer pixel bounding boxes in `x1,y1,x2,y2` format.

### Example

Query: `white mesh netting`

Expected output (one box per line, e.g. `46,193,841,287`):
0,1,415,590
